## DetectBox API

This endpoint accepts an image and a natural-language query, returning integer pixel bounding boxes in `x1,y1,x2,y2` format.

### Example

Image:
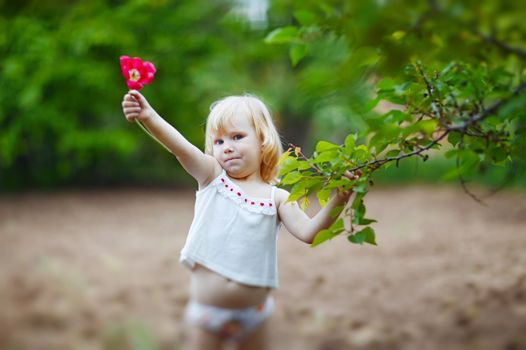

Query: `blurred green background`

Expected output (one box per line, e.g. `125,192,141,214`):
1,0,525,191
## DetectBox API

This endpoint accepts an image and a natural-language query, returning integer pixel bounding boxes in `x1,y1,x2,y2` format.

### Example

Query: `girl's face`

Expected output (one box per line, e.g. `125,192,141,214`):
212,113,262,180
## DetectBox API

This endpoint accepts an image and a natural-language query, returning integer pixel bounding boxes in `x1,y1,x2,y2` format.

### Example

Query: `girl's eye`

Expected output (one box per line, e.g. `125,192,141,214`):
214,139,223,145
233,134,244,140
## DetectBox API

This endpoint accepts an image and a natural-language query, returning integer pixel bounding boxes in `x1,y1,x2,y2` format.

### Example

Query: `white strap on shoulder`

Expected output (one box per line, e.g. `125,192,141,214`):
271,186,276,202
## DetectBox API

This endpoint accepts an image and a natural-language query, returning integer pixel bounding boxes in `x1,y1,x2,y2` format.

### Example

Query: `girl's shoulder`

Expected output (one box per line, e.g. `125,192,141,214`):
273,187,291,209
198,159,223,190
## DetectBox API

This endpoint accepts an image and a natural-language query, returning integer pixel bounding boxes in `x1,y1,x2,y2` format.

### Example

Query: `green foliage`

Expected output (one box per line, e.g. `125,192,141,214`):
0,0,293,189
269,0,526,246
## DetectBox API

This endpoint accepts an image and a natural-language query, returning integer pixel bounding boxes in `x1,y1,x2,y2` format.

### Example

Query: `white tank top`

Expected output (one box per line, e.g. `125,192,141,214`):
180,169,281,288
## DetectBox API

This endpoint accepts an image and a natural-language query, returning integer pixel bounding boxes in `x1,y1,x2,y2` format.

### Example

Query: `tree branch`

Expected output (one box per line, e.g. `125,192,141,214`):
457,135,486,206
476,32,526,60
348,130,449,173
416,61,447,124
448,82,526,131
347,81,526,174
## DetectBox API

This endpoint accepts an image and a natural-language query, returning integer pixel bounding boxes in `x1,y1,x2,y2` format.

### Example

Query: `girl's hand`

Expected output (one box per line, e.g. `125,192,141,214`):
344,169,361,181
122,90,156,123
337,169,362,200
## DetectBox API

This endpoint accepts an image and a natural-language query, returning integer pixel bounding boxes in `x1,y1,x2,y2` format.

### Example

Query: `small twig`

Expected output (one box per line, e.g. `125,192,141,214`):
448,82,526,131
416,62,448,124
481,161,520,199
476,32,526,60
457,135,486,205
348,130,450,173
345,81,526,174
287,143,324,175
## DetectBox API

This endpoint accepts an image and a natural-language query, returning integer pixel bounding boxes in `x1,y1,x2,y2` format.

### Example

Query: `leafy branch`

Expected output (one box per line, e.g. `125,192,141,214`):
266,2,526,247
278,61,526,247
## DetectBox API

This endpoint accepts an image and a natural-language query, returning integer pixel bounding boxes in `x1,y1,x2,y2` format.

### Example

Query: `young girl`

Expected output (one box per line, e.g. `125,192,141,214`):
121,91,356,350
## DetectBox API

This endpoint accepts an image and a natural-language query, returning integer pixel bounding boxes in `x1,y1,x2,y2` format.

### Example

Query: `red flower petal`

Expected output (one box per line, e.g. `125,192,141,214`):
144,61,156,74
119,55,156,91
131,57,142,68
120,56,131,77
127,81,143,90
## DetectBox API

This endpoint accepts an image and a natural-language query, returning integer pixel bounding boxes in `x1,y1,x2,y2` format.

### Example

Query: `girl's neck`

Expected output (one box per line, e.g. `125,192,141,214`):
225,169,265,184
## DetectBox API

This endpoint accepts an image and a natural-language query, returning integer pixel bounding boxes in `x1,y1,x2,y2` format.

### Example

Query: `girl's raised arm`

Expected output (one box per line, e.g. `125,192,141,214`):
122,90,221,187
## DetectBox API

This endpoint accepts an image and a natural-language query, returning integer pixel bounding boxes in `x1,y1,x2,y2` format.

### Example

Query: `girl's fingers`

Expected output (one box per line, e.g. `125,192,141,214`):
129,90,144,103
123,107,141,113
126,114,138,122
124,94,136,102
343,170,360,180
122,100,140,108
123,93,141,106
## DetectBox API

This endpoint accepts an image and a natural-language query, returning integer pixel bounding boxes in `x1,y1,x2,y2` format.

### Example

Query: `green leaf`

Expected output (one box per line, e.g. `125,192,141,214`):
330,205,345,218
365,96,382,112
359,218,378,225
447,132,461,146
287,177,321,202
352,145,369,162
316,187,331,207
348,227,377,245
278,150,293,165
344,134,356,153
293,10,316,26
287,182,307,202
351,192,365,209
279,158,299,176
297,160,312,170
299,195,310,210
311,229,334,247
315,140,340,153
385,149,400,158
385,110,411,124
377,78,396,90
290,44,308,67
441,150,480,181
312,150,339,164
417,119,438,136
281,171,302,185
264,26,299,44
351,47,380,67
352,182,368,194
311,218,345,247
444,149,458,159
391,30,406,41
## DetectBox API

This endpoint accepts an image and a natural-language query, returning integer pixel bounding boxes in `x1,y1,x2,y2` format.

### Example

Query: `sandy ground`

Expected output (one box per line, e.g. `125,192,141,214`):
0,185,525,350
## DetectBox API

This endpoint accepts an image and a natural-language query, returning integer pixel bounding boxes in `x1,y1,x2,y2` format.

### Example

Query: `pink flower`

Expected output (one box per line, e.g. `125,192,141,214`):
119,55,156,90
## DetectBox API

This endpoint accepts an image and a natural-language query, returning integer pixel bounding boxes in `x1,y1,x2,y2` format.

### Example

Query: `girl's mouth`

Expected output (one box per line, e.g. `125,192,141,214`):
225,157,240,163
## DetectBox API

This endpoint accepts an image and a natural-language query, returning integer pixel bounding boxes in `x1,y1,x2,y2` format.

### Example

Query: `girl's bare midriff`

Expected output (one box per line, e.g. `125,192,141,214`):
190,264,271,308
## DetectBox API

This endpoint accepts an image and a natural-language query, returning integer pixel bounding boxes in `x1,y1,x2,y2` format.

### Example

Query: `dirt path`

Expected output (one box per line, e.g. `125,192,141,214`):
0,186,525,350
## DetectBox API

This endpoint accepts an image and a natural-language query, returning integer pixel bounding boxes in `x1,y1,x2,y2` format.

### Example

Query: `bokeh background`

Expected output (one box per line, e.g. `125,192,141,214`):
2,0,525,190
1,1,525,349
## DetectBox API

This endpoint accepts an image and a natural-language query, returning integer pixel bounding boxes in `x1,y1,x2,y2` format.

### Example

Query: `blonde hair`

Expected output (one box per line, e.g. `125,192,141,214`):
204,95,283,183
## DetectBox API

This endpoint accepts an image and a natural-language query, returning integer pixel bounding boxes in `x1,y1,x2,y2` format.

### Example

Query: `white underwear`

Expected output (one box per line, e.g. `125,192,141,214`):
184,296,274,341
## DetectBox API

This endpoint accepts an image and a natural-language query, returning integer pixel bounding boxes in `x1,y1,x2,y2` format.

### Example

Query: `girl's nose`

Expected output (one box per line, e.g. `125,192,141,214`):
223,144,233,153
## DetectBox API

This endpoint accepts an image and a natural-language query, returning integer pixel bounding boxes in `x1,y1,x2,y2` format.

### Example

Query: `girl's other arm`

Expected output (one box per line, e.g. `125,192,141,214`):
276,171,359,244
276,188,351,244
122,90,220,186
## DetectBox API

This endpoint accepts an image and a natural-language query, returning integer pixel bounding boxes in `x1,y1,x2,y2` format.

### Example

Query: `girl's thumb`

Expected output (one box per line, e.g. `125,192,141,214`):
129,90,145,103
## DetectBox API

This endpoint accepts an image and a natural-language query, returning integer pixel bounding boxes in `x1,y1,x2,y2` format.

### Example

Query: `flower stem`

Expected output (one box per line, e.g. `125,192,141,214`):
134,119,172,153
